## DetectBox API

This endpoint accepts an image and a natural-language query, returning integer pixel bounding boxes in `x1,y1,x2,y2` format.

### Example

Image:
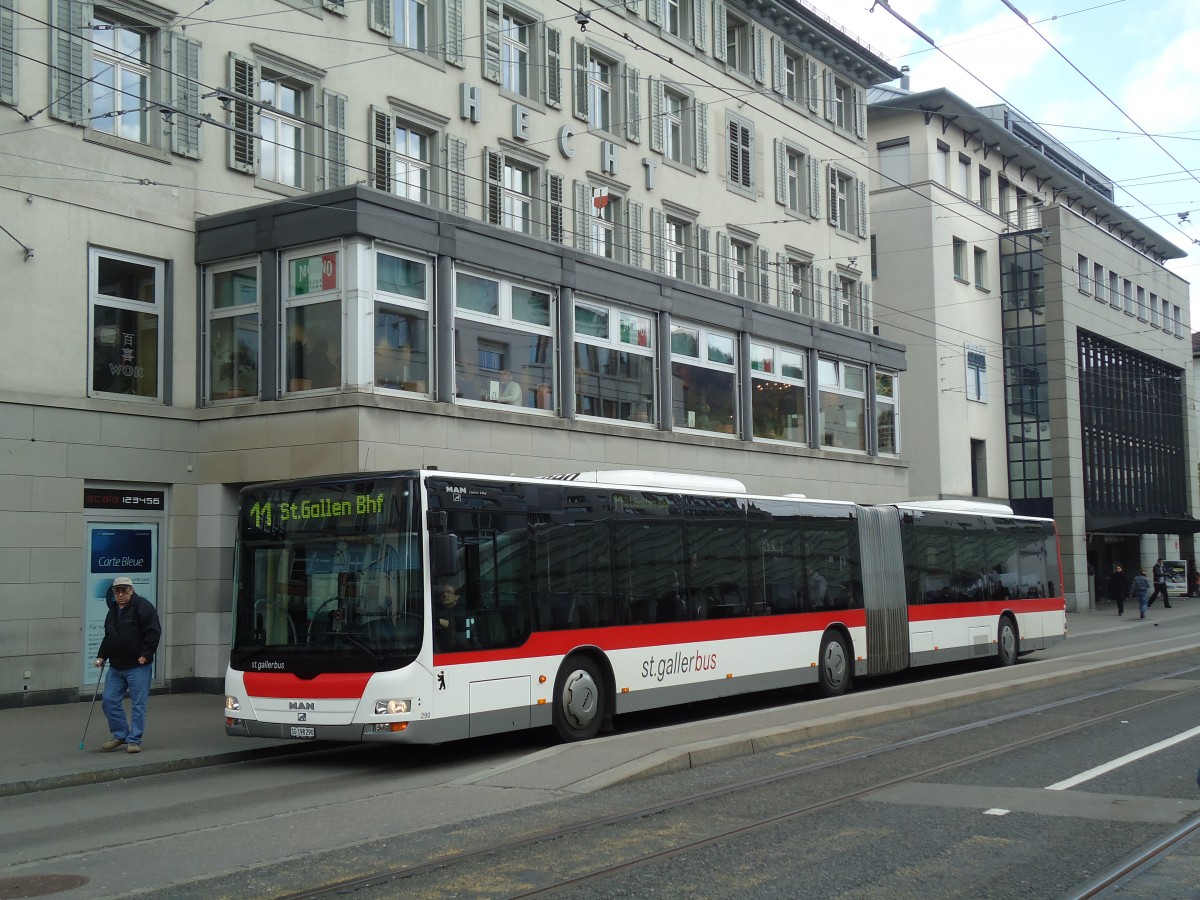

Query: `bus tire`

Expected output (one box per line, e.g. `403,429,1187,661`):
818,631,851,698
552,655,606,742
996,615,1019,668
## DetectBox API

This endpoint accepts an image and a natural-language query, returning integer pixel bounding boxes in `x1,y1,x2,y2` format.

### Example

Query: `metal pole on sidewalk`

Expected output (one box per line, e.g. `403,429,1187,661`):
80,662,106,750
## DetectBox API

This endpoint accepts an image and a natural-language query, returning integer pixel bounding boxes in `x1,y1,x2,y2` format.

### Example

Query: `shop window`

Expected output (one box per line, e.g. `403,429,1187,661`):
751,342,806,444
374,250,431,394
574,300,655,424
206,260,259,402
671,322,737,435
89,248,164,402
284,247,342,393
876,371,898,455
818,357,866,451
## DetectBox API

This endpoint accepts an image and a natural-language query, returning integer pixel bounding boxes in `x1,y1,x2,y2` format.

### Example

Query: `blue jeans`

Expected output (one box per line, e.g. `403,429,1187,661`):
103,663,151,744
1136,590,1149,617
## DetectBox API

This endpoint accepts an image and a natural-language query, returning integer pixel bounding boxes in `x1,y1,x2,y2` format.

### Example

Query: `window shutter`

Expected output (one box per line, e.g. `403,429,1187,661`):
571,39,589,122
758,248,770,304
695,100,709,171
856,178,868,238
698,226,712,287
369,106,393,191
805,58,819,113
808,155,820,218
484,149,504,225
647,0,662,27
775,253,787,310
823,71,835,121
771,37,784,95
547,171,565,243
649,76,663,153
227,53,257,174
692,0,708,52
853,87,866,139
773,139,786,206
860,283,872,332
813,266,823,319
49,0,88,122
712,2,727,63
625,66,641,143
729,119,750,189
627,200,644,267
322,90,347,189
445,0,464,66
573,180,590,250
169,33,202,159
717,231,730,293
752,25,766,84
368,0,392,37
446,135,467,214
828,270,839,323
650,207,665,275
483,0,501,83
0,0,13,106
545,26,562,108
828,166,839,228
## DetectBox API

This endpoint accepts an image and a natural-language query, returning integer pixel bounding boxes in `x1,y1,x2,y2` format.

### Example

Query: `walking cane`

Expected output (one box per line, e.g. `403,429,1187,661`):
80,661,106,750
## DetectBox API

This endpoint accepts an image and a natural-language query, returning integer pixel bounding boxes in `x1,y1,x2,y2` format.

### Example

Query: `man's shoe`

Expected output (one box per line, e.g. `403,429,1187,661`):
1165,604,1173,609
101,739,125,751
126,743,141,754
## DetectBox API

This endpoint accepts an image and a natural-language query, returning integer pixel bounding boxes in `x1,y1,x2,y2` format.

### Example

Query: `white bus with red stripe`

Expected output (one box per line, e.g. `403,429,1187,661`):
224,470,1065,744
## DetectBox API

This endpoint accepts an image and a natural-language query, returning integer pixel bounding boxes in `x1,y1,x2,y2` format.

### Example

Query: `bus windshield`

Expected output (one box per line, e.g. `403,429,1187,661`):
231,477,424,674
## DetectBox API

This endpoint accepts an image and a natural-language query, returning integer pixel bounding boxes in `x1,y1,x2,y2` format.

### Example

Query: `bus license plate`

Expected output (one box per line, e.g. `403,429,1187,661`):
289,726,315,739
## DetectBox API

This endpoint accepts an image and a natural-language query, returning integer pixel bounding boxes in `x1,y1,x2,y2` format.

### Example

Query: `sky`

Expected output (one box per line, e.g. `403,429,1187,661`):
803,0,1200,321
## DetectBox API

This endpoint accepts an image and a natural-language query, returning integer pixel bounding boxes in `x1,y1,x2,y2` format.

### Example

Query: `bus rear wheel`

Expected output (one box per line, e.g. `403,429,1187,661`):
552,655,606,742
818,631,851,697
995,615,1019,667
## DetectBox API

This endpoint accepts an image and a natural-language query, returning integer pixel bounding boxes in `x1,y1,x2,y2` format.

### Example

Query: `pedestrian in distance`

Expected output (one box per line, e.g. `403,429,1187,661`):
1146,558,1173,608
1130,568,1151,620
94,576,161,754
1106,565,1128,616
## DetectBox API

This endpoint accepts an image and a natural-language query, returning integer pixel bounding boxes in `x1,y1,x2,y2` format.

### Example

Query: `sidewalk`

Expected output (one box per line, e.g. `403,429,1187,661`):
3,602,1198,798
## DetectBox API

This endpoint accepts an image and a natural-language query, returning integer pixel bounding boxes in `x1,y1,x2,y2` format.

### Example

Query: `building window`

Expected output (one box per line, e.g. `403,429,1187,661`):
1150,293,1160,328
499,9,533,96
665,215,689,279
1136,286,1147,321
831,77,849,130
484,148,546,236
876,371,898,455
663,89,684,162
782,48,802,104
786,258,813,316
727,114,753,194
572,41,636,140
729,239,750,298
1076,254,1090,293
974,246,988,290
284,247,342,393
956,154,971,199
952,238,967,281
966,345,987,402
1122,278,1134,315
374,249,431,394
258,74,304,188
671,322,737,435
832,274,859,328
369,103,448,206
89,248,164,401
722,10,751,76
998,177,1012,221
1093,263,1106,303
664,0,687,39
751,342,806,444
587,52,613,131
650,78,705,171
775,140,808,216
91,15,150,143
877,139,910,188
454,269,555,410
1108,271,1120,309
591,190,617,257
978,167,992,211
392,123,430,201
206,260,259,402
828,165,864,236
971,439,988,497
933,142,950,187
396,0,428,51
818,358,866,452
574,300,655,423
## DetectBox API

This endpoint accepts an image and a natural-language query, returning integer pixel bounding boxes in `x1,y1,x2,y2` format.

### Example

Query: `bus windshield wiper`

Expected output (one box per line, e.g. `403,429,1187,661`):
332,631,385,664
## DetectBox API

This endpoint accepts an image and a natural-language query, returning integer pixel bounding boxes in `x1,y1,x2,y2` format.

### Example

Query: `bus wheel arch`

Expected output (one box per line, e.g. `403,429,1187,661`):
817,627,853,697
995,614,1019,668
551,650,612,742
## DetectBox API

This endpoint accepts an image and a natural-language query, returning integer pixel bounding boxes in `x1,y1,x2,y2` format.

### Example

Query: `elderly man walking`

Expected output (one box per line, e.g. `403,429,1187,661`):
95,576,161,753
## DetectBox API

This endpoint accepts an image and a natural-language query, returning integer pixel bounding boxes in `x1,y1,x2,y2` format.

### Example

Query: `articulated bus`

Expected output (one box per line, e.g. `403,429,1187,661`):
224,469,1065,744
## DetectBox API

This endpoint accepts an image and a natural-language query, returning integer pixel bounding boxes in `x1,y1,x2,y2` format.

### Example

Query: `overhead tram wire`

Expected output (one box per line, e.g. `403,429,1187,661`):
868,0,1196,251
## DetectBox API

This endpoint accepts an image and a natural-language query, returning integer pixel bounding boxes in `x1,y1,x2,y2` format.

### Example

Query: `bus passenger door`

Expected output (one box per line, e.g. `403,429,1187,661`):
858,506,910,675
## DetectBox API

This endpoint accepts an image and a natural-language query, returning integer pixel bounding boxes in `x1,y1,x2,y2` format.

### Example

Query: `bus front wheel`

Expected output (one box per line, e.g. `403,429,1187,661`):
996,616,1019,668
552,655,606,742
818,631,851,697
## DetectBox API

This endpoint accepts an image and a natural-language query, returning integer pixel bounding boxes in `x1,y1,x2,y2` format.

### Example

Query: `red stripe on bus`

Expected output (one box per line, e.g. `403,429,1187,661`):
243,671,372,698
906,597,1064,621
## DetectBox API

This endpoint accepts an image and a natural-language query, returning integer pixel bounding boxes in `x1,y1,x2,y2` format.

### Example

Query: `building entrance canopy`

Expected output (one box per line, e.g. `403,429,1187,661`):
1087,514,1200,535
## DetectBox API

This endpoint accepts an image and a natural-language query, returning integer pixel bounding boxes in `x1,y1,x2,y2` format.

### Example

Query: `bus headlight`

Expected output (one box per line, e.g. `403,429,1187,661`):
375,698,411,715
225,695,241,711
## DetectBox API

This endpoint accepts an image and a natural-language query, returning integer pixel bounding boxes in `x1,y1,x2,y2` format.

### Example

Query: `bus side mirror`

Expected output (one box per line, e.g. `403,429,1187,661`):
430,534,459,578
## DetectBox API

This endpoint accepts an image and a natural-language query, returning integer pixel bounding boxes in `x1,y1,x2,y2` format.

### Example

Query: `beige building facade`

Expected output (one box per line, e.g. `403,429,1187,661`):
0,0,906,704
868,87,1195,613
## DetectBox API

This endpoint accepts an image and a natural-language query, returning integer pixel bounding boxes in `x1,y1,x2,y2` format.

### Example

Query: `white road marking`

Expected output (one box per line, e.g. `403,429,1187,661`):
1046,724,1200,791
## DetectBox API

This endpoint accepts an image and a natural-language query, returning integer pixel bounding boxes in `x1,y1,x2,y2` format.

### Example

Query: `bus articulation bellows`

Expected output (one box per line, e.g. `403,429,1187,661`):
225,469,1065,744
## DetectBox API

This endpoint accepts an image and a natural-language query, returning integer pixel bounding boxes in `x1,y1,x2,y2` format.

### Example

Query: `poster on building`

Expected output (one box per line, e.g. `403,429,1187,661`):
1163,560,1187,594
82,524,158,686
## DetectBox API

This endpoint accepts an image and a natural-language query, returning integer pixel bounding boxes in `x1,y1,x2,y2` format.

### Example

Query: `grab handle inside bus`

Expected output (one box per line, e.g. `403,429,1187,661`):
430,533,459,578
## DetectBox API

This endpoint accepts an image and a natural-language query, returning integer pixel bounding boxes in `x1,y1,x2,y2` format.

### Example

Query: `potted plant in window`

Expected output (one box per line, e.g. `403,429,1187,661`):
214,337,257,400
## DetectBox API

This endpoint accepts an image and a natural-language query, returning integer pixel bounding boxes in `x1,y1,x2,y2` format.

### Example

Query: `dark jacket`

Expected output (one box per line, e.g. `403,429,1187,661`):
98,593,161,668
1106,570,1128,602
